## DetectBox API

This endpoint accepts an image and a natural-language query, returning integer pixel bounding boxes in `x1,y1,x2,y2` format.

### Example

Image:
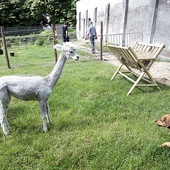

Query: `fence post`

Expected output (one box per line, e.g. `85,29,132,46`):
51,23,58,62
0,26,11,69
100,22,103,60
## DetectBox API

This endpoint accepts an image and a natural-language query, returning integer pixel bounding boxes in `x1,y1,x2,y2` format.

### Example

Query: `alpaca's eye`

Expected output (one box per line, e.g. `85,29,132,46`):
69,51,73,53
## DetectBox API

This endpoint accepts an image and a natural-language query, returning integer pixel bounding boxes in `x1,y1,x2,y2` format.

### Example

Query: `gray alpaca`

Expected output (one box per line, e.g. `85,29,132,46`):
0,42,79,135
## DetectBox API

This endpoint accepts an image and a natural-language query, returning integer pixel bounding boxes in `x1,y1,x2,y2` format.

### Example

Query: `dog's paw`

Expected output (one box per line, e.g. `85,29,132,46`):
161,142,170,147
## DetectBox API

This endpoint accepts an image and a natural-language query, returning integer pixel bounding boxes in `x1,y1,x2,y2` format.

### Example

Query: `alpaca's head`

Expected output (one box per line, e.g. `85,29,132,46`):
54,42,79,61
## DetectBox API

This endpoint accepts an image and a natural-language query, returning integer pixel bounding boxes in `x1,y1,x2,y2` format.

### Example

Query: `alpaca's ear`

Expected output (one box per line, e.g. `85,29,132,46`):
54,44,63,50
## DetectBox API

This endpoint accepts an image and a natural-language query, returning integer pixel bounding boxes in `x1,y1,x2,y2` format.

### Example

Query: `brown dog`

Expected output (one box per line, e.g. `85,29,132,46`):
156,114,170,147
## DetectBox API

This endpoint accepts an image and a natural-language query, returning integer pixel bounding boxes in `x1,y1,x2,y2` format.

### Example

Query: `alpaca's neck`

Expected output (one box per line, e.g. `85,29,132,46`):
47,52,67,88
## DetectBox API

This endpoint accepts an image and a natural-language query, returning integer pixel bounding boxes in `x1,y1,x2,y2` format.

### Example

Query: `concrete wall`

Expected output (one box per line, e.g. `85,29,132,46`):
108,1,124,34
76,0,170,55
154,0,170,49
76,0,113,39
126,0,154,42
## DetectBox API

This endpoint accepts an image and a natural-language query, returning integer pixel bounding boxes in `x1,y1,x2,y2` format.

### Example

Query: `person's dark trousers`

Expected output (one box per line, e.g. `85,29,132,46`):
90,35,95,53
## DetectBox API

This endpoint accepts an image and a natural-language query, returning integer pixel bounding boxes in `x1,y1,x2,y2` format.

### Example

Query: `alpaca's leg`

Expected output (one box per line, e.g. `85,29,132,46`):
0,84,11,135
0,101,10,135
0,101,9,135
39,101,48,132
45,102,52,123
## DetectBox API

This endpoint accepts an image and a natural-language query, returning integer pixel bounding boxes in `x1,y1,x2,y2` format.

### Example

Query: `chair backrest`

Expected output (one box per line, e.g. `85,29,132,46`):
107,45,142,70
108,41,165,71
132,41,165,59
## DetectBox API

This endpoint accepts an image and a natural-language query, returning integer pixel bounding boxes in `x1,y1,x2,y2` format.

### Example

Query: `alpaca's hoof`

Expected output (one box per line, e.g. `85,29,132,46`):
4,131,9,136
43,127,48,132
2,126,9,136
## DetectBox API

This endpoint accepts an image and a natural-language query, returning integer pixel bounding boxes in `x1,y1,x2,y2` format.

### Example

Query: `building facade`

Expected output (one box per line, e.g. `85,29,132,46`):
76,0,170,55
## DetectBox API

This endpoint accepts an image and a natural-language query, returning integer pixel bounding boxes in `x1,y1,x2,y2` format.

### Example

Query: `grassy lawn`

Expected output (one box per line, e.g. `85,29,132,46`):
0,44,170,169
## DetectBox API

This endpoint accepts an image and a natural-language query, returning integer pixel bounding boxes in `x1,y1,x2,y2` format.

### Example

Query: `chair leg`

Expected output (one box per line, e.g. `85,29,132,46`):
111,64,123,80
147,76,161,91
142,68,161,91
127,72,145,96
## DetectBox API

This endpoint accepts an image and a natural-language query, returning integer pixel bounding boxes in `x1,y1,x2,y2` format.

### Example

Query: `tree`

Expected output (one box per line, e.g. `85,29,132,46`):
0,0,76,27
43,0,76,26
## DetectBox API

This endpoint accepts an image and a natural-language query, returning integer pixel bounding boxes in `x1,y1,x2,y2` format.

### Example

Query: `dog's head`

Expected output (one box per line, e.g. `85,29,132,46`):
156,114,170,128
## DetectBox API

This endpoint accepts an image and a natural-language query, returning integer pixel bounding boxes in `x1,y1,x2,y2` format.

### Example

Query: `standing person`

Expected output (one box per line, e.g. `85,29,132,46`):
85,21,97,54
62,23,69,43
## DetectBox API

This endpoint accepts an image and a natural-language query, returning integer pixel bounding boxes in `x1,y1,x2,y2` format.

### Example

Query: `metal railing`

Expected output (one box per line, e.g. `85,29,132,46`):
4,26,43,36
98,32,143,46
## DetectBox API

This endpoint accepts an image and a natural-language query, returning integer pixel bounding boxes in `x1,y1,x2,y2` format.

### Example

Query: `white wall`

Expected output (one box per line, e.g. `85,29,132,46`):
76,0,170,54
126,0,154,42
76,0,122,39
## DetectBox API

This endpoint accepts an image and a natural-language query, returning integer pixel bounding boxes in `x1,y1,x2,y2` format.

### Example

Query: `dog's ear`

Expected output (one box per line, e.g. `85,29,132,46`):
164,117,170,128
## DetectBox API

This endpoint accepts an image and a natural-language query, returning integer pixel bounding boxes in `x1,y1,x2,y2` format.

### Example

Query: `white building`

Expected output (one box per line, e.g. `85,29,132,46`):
76,0,170,55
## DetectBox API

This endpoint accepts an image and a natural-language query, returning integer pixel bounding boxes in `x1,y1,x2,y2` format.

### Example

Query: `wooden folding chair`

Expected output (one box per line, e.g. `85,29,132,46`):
108,41,165,95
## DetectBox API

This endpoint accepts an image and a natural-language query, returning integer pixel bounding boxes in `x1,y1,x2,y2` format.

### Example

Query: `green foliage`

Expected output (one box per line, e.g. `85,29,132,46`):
4,31,56,47
35,37,44,46
0,0,76,27
0,45,170,169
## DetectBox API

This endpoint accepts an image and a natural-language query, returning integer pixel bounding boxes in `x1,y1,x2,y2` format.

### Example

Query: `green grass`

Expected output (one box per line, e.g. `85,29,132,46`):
0,44,170,169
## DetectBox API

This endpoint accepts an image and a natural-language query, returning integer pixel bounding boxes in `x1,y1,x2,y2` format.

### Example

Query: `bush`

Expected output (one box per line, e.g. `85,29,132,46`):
35,37,45,46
